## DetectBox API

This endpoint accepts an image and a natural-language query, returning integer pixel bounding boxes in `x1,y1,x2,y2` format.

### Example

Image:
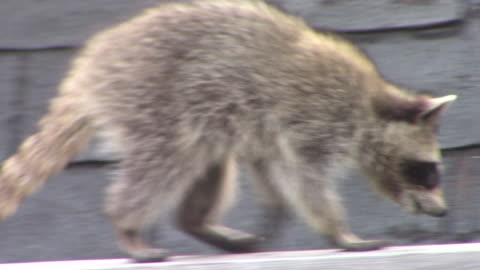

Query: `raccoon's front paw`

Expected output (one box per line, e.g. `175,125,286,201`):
334,232,389,251
130,248,171,263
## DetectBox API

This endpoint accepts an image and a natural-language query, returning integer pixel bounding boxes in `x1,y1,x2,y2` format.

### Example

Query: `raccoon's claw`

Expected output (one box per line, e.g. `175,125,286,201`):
130,248,171,263
339,239,390,251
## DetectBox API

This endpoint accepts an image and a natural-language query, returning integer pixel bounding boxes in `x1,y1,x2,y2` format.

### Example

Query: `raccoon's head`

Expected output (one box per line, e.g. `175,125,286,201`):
360,91,456,218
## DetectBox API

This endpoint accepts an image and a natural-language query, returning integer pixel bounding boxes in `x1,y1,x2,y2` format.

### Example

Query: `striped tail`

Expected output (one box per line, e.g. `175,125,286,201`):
0,95,94,219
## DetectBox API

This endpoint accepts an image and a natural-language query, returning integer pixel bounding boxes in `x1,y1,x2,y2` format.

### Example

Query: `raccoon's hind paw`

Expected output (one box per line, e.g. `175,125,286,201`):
219,233,265,253
339,239,389,251
182,224,264,253
115,228,171,262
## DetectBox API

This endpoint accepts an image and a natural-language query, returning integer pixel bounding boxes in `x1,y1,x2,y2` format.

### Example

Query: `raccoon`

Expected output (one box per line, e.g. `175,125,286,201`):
0,0,455,262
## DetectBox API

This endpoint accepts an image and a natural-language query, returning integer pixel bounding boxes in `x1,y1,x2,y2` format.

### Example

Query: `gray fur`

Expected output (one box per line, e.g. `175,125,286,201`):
0,0,455,262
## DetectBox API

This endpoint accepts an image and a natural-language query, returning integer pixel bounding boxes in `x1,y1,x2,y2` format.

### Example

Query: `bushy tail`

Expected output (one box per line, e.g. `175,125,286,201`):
0,95,94,219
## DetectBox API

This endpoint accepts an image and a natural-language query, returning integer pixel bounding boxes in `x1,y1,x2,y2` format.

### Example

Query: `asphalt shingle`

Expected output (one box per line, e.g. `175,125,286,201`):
269,0,465,32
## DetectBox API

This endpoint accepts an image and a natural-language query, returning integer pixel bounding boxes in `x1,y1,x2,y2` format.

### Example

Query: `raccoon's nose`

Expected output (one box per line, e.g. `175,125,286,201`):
424,205,448,217
431,208,448,217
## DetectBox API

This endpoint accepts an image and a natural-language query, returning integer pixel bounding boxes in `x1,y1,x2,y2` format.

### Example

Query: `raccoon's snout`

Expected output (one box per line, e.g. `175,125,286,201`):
412,196,447,217
430,208,448,217
407,188,448,217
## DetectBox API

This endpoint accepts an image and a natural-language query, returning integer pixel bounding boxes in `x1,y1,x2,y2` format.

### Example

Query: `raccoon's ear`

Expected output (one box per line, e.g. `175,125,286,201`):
373,89,428,123
418,95,457,125
373,90,456,124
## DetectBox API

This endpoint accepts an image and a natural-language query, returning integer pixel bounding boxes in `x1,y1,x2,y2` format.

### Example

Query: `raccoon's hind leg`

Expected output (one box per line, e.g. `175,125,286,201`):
104,147,200,262
105,167,172,262
176,154,261,253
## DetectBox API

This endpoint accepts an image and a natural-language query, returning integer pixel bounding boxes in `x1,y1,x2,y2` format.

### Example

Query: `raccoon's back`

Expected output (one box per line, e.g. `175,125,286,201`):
72,1,308,137
69,0,376,153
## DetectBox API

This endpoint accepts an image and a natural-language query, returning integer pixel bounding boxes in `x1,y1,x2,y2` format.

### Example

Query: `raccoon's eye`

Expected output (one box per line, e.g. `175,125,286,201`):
401,160,439,190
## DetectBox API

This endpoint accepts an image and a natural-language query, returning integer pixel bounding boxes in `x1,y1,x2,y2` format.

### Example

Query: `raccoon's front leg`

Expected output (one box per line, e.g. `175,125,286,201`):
260,158,388,251
294,169,389,251
176,155,262,252
248,160,290,241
